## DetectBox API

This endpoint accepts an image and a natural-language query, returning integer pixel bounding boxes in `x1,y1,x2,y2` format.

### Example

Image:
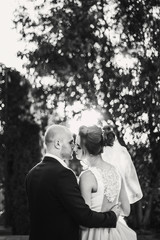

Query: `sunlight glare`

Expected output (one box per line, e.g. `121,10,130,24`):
68,109,103,134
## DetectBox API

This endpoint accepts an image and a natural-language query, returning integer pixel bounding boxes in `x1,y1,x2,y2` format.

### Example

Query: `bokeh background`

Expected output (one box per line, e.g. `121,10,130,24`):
0,0,160,239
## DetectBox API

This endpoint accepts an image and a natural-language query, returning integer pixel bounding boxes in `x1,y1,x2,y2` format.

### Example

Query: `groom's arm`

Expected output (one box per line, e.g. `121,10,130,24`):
56,168,117,228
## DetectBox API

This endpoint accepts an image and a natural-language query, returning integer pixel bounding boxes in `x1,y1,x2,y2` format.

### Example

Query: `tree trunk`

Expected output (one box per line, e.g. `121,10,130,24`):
135,200,143,229
142,193,153,229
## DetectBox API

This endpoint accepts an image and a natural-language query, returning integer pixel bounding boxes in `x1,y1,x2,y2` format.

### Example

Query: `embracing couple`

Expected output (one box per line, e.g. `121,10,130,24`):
26,124,142,240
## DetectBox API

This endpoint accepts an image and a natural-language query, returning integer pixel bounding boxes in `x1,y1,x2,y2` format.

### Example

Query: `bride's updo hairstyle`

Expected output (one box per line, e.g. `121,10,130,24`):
79,125,116,155
79,125,103,156
103,125,116,147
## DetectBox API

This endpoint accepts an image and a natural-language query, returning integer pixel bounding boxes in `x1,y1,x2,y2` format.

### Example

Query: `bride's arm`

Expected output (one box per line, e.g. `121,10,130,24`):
79,170,97,207
79,170,97,229
119,178,130,216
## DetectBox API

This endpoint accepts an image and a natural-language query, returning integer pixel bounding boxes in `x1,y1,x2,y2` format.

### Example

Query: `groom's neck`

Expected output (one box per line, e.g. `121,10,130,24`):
46,149,62,160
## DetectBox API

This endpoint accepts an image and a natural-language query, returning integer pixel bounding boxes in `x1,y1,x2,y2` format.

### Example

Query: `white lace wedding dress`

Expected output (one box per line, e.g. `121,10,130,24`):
80,165,137,240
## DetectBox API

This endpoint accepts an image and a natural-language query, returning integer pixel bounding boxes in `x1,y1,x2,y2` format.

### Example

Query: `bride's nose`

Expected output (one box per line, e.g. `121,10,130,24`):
73,145,77,152
71,142,75,150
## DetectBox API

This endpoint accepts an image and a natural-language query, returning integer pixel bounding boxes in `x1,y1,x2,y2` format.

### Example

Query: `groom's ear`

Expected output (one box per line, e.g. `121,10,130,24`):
54,139,61,149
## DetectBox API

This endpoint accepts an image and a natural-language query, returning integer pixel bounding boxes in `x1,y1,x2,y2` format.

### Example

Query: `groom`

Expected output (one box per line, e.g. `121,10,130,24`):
26,124,120,240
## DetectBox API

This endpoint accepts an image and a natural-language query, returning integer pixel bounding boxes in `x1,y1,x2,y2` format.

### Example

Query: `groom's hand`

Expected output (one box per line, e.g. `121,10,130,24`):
110,203,121,219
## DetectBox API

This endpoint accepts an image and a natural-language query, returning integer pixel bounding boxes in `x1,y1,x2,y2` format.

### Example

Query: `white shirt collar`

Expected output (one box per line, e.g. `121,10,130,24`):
45,153,69,169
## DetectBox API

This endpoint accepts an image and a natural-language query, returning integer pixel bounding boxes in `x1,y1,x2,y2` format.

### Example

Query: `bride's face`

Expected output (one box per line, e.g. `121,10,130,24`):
74,135,83,160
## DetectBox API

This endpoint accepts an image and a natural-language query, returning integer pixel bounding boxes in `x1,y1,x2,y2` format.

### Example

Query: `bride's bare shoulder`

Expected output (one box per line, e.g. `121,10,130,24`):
79,169,97,191
79,169,96,180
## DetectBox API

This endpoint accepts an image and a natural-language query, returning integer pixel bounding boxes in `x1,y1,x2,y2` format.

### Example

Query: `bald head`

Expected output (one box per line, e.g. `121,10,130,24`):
45,124,71,146
44,124,74,161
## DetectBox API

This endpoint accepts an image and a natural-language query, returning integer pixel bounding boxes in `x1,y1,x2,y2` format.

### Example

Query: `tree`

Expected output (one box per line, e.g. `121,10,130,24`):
0,65,41,234
115,0,160,229
14,0,160,229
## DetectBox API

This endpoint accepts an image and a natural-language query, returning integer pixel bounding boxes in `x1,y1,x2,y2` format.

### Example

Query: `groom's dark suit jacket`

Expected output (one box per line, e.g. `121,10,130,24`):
26,156,117,240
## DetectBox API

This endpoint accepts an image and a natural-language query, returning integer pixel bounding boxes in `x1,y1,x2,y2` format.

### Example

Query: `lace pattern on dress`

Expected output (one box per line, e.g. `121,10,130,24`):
94,166,121,203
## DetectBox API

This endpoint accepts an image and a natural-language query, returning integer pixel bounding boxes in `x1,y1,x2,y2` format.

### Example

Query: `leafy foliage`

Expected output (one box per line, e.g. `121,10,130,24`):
14,0,160,229
0,65,41,234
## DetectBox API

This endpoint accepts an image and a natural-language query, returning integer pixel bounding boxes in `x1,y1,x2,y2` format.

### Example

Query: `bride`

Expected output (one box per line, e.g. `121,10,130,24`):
75,125,137,240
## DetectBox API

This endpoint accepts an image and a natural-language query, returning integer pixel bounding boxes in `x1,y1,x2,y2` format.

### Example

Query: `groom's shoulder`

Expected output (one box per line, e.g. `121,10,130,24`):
27,161,42,173
26,157,75,178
